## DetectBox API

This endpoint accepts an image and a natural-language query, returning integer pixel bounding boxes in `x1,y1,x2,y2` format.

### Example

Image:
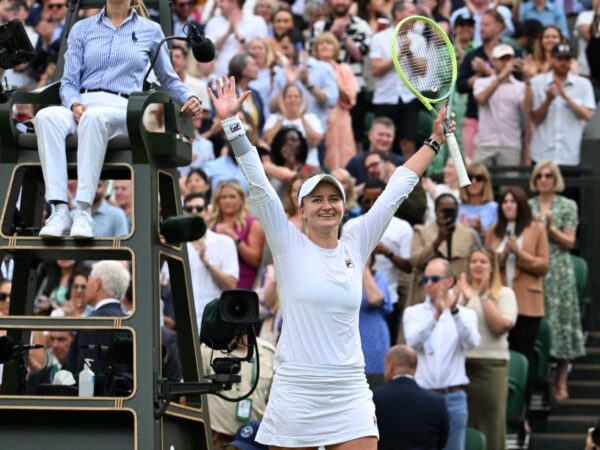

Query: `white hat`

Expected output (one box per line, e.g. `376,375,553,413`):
298,174,346,205
491,44,515,59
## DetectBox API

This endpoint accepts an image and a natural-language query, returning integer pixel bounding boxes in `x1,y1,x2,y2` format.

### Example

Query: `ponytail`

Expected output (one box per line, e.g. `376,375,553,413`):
131,0,149,18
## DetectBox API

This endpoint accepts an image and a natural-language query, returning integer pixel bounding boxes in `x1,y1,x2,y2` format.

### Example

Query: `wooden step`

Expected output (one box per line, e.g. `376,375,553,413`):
587,331,600,347
530,433,587,450
554,398,600,416
546,415,599,433
569,363,600,381
567,380,600,398
582,347,600,364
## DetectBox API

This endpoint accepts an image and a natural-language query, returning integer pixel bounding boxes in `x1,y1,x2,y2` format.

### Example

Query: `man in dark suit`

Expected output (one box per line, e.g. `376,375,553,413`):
373,345,449,450
26,330,74,395
62,260,131,395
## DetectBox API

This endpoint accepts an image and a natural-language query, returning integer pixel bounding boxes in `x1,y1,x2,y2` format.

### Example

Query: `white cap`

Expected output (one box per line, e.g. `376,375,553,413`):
491,44,515,59
298,174,346,205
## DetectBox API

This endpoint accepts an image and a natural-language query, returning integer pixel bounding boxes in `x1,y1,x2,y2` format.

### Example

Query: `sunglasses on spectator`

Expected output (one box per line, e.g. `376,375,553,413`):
0,293,9,301
535,173,554,180
71,283,87,291
469,174,485,182
184,205,205,213
421,275,450,285
48,3,66,8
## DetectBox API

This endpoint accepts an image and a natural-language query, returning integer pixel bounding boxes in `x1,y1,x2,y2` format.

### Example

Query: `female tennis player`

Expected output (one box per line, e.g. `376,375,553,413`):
209,75,454,450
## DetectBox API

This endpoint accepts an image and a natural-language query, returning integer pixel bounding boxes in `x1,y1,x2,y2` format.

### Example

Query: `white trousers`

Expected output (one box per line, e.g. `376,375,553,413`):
34,92,129,204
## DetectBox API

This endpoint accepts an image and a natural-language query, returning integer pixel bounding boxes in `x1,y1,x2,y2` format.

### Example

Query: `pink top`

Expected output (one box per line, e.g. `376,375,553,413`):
213,214,259,290
473,75,526,149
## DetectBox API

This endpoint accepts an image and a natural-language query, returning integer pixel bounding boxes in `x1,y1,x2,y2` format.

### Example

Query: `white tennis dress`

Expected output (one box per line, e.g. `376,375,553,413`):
233,138,419,447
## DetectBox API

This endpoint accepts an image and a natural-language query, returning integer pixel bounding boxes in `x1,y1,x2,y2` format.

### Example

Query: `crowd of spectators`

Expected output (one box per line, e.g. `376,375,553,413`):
0,0,599,446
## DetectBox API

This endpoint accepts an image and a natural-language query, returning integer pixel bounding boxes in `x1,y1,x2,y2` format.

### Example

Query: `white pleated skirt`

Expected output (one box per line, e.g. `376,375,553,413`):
256,363,379,447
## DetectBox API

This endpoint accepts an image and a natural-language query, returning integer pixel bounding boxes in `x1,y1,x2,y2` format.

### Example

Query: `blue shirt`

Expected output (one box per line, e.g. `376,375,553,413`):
61,8,193,109
270,56,338,132
458,201,498,234
91,199,129,237
519,2,569,38
204,155,249,193
359,271,393,374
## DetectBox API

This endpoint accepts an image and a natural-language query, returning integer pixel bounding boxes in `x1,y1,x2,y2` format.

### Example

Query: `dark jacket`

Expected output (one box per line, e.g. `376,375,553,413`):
62,301,130,395
373,376,449,450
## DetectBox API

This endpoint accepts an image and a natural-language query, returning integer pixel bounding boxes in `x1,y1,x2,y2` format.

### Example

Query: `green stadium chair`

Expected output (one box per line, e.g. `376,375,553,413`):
534,317,553,404
507,350,529,442
465,427,487,450
570,254,592,330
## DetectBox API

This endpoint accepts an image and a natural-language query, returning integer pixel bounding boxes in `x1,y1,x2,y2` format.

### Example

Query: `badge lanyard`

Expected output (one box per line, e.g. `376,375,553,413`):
235,357,256,421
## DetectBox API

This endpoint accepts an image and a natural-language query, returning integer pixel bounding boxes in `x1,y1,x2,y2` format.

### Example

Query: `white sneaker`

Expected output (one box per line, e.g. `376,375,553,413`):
70,210,94,239
39,210,73,238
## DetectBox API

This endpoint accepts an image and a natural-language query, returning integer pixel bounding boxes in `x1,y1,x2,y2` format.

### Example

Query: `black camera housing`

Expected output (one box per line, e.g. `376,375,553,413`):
200,289,260,351
442,207,457,222
219,289,259,325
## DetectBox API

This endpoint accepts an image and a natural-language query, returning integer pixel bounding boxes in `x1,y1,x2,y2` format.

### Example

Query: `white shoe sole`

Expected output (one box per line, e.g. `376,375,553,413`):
70,231,94,239
39,229,70,239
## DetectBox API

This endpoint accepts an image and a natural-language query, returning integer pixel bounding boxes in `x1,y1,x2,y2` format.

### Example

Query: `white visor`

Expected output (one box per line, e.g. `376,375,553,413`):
298,174,346,205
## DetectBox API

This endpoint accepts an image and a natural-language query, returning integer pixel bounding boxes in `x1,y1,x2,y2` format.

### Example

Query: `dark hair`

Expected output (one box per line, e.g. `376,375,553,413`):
272,8,295,39
434,192,459,210
171,43,188,58
364,177,387,190
65,265,92,300
494,186,532,238
270,126,309,166
40,260,89,298
184,192,207,205
186,168,211,200
186,167,209,184
279,27,304,47
364,150,390,169
514,19,543,42
356,0,385,21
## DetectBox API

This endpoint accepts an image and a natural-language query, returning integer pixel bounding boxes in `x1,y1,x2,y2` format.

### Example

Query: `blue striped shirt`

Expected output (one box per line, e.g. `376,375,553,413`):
60,8,192,109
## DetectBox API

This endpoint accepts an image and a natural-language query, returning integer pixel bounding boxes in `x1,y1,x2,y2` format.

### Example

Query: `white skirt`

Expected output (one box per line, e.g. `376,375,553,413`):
256,363,379,447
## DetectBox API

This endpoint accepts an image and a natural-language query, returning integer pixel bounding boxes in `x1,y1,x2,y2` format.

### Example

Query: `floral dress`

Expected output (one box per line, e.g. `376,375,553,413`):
528,195,586,360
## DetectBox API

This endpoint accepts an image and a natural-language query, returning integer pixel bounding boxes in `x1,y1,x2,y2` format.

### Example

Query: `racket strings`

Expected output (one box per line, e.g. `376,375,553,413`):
394,21,454,101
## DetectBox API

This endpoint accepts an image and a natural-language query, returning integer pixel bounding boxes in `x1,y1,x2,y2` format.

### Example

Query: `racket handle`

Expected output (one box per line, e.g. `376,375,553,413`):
446,133,471,188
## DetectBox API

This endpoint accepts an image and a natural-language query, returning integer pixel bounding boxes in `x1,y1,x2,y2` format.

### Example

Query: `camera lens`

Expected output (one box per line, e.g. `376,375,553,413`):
219,289,259,325
226,297,249,320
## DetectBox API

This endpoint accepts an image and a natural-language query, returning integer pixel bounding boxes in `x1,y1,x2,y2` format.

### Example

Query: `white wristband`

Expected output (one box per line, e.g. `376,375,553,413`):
222,116,246,141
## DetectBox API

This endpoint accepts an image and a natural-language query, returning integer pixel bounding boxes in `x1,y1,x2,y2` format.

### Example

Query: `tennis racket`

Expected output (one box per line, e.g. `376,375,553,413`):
391,15,471,188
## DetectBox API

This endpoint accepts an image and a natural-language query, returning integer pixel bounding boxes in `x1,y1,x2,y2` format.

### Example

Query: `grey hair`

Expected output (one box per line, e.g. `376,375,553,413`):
228,52,252,82
91,260,131,300
391,0,408,15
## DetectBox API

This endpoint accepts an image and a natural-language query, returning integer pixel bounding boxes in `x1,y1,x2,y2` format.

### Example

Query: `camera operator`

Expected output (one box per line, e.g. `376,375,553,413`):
201,334,275,450
406,193,479,310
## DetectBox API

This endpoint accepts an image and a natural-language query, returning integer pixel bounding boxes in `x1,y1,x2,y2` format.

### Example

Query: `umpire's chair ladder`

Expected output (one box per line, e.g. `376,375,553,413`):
0,0,214,448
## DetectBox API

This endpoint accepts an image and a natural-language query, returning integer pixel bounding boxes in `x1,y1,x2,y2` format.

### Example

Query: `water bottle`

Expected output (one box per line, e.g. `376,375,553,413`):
78,358,95,397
